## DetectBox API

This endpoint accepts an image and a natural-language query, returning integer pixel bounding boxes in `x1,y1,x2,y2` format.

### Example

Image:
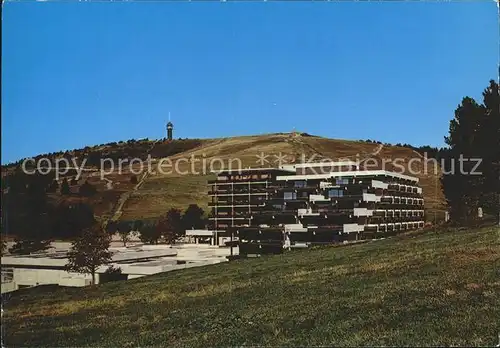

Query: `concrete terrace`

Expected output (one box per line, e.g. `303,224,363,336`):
1,241,237,293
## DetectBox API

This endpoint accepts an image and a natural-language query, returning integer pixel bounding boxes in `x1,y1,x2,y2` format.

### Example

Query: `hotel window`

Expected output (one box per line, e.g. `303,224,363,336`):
328,189,344,198
294,181,306,188
284,192,297,200
336,178,349,185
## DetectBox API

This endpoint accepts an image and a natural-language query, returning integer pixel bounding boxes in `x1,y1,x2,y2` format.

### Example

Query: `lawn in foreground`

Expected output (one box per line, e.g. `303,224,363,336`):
3,226,499,347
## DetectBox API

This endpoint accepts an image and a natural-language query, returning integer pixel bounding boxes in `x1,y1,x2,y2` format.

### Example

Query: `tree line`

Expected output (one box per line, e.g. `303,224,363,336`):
362,140,449,161
3,202,207,255
3,138,202,169
106,204,207,246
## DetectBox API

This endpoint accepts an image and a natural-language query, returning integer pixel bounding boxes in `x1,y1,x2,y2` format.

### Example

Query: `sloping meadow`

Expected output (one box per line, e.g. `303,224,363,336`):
4,226,498,347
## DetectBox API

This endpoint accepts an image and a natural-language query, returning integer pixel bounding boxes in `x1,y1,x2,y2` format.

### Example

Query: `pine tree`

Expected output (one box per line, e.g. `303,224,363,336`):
478,80,500,221
443,97,484,224
443,80,500,224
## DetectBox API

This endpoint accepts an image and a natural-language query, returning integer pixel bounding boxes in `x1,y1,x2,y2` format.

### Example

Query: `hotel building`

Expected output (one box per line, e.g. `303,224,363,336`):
208,161,424,257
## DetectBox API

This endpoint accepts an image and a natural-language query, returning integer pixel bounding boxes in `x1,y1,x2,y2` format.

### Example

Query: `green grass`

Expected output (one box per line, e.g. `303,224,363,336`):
3,226,499,347
120,174,213,220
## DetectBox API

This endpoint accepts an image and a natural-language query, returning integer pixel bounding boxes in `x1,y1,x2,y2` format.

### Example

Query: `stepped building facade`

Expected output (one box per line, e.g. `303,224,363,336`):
207,161,424,257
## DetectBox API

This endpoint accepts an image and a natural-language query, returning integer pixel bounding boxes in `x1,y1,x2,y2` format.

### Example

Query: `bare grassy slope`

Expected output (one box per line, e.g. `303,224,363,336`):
3,226,499,347
121,133,446,221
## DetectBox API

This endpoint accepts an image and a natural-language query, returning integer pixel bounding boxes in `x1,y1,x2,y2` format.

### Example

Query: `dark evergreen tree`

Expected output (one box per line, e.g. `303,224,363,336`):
6,171,28,194
50,202,96,239
133,220,144,232
105,220,118,235
160,208,184,244
181,204,206,230
478,80,500,220
117,221,132,246
443,97,484,224
139,223,162,245
130,175,138,184
12,178,53,247
60,178,70,195
87,151,102,168
79,180,97,197
9,240,51,255
442,81,500,225
46,179,59,193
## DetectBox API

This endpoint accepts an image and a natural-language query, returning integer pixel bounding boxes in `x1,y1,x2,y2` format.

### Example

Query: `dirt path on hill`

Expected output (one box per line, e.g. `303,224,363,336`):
106,140,160,224
373,143,384,156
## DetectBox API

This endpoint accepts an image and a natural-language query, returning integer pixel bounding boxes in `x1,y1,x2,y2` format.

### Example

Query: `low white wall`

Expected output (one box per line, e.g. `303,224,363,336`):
9,268,93,289
1,282,17,293
1,242,238,292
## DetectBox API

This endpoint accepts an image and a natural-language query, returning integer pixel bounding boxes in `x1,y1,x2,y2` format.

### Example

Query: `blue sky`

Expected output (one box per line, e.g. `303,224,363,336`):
2,2,498,164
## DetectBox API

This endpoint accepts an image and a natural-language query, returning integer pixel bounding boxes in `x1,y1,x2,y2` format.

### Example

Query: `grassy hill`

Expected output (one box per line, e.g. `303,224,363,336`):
119,133,446,222
3,225,499,347
2,132,447,233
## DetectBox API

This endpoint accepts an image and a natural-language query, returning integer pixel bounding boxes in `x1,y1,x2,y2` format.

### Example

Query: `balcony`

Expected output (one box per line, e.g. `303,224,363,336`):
208,199,268,207
207,179,271,185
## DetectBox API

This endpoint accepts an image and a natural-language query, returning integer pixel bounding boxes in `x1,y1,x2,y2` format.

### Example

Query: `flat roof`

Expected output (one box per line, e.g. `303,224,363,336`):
276,170,419,183
185,230,214,236
211,167,295,175
292,161,360,169
1,249,178,268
